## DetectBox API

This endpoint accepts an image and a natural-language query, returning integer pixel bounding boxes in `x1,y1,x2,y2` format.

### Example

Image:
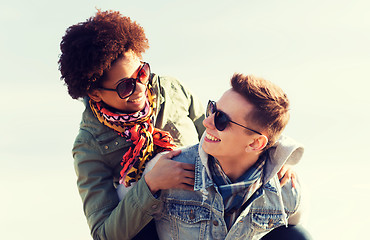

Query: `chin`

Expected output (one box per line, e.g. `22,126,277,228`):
202,142,213,155
137,101,147,111
122,98,144,111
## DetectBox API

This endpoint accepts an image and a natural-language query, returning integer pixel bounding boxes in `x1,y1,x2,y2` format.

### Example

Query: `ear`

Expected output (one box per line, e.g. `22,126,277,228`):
247,135,268,152
87,89,103,102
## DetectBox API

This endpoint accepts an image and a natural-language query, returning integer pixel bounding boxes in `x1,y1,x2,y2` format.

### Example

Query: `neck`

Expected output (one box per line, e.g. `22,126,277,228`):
217,153,260,182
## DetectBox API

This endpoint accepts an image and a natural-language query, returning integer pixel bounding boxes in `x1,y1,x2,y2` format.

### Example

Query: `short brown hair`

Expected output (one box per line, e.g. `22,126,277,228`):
58,10,149,99
231,73,290,149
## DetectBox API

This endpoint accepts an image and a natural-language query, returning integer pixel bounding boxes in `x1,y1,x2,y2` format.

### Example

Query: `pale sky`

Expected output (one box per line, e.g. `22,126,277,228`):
1,1,369,239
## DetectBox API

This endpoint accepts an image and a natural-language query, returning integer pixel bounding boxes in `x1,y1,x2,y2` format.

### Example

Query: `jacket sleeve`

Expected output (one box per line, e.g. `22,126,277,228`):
176,80,206,140
73,130,162,240
187,90,206,140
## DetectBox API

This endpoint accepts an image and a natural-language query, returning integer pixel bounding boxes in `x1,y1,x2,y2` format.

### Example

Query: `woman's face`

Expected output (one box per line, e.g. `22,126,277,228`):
88,51,147,113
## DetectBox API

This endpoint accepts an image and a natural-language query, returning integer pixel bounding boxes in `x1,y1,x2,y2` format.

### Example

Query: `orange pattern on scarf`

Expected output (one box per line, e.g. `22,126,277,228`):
90,86,176,187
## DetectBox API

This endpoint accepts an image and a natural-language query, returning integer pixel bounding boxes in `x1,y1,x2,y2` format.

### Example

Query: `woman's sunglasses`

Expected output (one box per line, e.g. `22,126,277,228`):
99,62,151,99
206,100,263,135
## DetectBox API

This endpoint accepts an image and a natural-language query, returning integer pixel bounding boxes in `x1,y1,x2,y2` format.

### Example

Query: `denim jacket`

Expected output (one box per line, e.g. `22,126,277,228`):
73,74,205,240
153,134,304,240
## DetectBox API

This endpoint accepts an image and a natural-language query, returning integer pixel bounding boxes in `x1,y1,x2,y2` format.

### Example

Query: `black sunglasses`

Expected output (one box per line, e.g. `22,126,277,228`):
99,62,151,99
206,100,263,135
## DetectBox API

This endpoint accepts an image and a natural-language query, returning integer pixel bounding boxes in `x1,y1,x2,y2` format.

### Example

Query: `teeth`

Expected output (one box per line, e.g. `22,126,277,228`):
129,96,143,102
206,133,220,142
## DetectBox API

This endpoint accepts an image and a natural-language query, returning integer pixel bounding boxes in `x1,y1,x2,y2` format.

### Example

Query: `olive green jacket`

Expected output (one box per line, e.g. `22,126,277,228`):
73,74,205,240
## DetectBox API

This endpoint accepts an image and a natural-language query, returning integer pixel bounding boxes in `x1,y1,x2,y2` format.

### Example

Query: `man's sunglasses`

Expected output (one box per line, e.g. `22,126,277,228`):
99,62,151,99
206,100,263,135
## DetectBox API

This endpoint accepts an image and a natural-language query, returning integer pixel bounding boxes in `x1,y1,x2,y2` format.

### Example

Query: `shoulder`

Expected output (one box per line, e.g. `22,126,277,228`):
256,176,300,215
78,102,110,137
73,108,131,167
280,179,301,214
152,74,193,99
152,144,199,165
153,74,182,87
74,102,131,149
144,144,199,171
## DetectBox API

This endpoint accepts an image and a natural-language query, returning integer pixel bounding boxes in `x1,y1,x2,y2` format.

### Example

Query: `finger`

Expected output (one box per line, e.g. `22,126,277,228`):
177,183,194,191
180,163,195,171
158,150,181,161
168,149,182,158
277,171,282,179
277,165,287,179
291,172,297,189
279,174,289,187
277,172,282,180
182,170,195,179
182,177,195,186
279,168,292,187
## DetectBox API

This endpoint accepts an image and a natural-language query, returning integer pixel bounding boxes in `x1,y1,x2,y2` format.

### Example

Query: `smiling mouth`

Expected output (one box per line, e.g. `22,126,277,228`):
206,132,221,142
128,95,144,103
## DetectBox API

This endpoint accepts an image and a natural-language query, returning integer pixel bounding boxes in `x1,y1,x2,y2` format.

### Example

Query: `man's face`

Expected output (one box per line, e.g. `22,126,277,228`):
202,89,257,165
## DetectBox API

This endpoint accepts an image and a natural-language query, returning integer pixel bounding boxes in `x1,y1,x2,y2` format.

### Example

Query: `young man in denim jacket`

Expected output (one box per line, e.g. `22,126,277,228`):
147,73,309,239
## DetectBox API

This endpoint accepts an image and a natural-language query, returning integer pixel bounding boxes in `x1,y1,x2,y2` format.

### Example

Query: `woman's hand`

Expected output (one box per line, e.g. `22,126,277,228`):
277,164,297,188
144,150,195,194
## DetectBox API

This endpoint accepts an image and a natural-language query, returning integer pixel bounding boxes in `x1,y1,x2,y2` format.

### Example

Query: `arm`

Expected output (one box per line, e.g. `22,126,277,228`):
74,132,196,239
186,89,206,140
165,76,206,140
74,131,160,240
152,75,205,146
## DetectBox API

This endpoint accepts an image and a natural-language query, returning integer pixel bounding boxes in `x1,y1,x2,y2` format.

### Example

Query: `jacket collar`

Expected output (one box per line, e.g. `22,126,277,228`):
195,132,304,189
264,135,304,183
193,133,214,191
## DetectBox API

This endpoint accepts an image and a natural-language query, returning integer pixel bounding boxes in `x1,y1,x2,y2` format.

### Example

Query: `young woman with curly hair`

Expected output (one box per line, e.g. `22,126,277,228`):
59,9,305,240
59,10,205,240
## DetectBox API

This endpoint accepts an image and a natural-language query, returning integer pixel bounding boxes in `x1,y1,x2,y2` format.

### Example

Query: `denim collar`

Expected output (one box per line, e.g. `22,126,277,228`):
194,132,304,189
193,133,214,192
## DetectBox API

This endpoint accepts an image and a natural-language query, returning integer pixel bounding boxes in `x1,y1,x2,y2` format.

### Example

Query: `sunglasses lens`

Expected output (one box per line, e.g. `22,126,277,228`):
206,101,216,117
206,100,229,131
117,79,135,98
214,111,229,131
137,63,150,84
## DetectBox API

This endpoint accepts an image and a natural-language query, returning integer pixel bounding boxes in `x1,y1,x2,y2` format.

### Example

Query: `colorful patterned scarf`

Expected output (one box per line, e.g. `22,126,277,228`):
209,153,266,229
90,85,176,187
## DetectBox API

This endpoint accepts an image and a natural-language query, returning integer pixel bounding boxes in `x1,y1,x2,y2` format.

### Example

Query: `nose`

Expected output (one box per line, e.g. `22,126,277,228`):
134,80,147,94
203,113,215,129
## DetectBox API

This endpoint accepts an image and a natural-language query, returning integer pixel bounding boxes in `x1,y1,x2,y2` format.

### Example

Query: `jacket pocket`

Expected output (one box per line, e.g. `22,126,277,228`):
251,212,285,230
165,200,211,224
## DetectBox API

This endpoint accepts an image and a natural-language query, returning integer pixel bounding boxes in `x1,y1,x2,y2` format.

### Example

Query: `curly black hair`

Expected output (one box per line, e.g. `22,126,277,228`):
58,10,149,99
